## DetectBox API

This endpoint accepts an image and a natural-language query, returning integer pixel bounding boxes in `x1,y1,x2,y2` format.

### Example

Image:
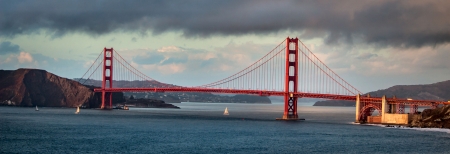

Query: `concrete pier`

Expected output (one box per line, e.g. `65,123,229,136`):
360,95,409,124
355,94,360,122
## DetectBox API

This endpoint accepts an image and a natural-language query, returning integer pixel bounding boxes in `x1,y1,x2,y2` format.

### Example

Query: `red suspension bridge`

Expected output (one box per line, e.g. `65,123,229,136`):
79,37,447,122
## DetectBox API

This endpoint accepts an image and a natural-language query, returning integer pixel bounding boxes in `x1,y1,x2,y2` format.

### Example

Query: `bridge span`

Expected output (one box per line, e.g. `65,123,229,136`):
81,37,446,123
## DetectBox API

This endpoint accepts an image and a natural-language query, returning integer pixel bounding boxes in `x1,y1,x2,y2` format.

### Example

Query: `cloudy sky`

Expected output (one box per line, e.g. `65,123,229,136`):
1,0,450,93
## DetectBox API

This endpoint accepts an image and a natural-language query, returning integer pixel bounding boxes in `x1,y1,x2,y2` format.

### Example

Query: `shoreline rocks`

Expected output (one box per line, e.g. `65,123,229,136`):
410,105,450,128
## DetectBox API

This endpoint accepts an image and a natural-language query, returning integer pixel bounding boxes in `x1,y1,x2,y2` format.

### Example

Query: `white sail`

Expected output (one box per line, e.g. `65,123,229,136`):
35,105,39,111
75,107,80,114
223,107,229,115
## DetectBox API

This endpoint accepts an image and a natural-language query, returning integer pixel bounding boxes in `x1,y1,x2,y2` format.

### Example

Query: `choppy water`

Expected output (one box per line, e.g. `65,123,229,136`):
1,103,450,153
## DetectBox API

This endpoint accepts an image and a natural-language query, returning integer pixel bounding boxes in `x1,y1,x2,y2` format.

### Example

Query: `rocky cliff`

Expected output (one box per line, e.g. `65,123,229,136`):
314,80,450,106
410,105,450,128
0,68,123,108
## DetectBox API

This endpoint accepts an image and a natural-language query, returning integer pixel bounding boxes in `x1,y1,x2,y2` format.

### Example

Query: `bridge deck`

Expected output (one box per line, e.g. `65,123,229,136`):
94,88,446,106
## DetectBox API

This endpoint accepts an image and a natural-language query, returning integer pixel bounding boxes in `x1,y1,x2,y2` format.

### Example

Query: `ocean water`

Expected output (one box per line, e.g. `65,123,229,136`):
1,103,450,154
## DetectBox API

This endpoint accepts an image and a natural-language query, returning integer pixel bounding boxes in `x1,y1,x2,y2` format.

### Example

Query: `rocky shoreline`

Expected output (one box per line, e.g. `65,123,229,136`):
409,105,450,128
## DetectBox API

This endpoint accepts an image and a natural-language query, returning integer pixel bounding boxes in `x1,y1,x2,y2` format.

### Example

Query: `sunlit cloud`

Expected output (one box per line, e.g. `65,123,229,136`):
18,52,33,63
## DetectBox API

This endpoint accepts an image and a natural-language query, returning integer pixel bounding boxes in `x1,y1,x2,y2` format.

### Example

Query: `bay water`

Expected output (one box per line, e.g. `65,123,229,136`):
1,102,450,153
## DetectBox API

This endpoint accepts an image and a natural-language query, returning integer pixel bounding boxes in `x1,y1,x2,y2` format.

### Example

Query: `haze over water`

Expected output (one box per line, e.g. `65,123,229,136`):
1,103,450,153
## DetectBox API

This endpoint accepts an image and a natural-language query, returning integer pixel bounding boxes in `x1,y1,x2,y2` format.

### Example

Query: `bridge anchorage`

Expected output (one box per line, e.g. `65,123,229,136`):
80,36,446,122
356,94,447,124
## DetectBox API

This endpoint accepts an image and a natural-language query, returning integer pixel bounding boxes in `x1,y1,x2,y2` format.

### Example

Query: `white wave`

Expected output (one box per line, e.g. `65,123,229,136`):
350,122,450,133
348,122,385,127
399,127,450,133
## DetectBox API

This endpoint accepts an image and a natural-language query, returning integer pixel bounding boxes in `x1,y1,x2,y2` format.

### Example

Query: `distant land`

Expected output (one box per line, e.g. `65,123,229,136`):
269,96,323,104
124,98,180,109
0,69,174,108
314,80,450,106
77,79,271,104
0,69,270,109
127,92,271,104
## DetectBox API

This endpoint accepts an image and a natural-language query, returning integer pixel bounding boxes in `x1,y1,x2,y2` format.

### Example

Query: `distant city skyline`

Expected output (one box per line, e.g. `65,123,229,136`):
1,0,450,93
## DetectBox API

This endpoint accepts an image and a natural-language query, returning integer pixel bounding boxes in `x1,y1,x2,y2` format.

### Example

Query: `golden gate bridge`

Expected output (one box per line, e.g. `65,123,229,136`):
79,37,447,122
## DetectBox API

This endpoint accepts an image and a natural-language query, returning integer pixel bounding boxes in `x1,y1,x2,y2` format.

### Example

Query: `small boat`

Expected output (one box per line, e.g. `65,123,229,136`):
223,107,229,115
35,105,39,111
75,106,80,114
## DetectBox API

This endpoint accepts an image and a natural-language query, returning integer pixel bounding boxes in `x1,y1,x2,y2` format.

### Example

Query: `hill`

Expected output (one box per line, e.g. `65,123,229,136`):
314,80,450,106
0,68,123,108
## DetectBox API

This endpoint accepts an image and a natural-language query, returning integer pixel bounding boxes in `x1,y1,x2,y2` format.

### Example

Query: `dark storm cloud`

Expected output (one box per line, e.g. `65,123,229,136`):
1,0,450,47
0,41,20,54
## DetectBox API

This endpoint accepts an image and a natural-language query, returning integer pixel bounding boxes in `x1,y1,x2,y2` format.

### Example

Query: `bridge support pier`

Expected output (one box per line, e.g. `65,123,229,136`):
381,95,387,123
355,94,361,122
277,37,300,121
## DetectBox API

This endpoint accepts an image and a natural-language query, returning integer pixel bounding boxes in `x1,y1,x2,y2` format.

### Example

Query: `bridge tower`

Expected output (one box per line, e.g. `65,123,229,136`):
101,48,113,109
279,37,299,120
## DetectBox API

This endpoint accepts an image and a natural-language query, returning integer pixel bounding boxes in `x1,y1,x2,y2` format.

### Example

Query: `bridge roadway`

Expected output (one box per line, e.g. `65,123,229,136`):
94,88,447,106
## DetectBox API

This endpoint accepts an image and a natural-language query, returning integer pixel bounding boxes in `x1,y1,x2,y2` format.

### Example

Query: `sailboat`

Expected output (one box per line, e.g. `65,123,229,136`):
35,105,39,111
223,107,229,115
75,106,80,114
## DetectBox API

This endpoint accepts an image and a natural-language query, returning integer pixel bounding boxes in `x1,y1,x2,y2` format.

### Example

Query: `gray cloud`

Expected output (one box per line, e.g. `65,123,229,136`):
357,53,378,60
0,41,20,54
31,53,86,78
132,46,200,65
1,0,450,47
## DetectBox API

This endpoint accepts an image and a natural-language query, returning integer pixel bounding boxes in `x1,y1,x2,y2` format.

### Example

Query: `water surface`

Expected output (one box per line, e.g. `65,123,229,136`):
1,103,449,153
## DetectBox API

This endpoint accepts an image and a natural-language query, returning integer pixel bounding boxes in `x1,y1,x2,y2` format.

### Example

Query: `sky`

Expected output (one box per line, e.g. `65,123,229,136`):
1,0,450,93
